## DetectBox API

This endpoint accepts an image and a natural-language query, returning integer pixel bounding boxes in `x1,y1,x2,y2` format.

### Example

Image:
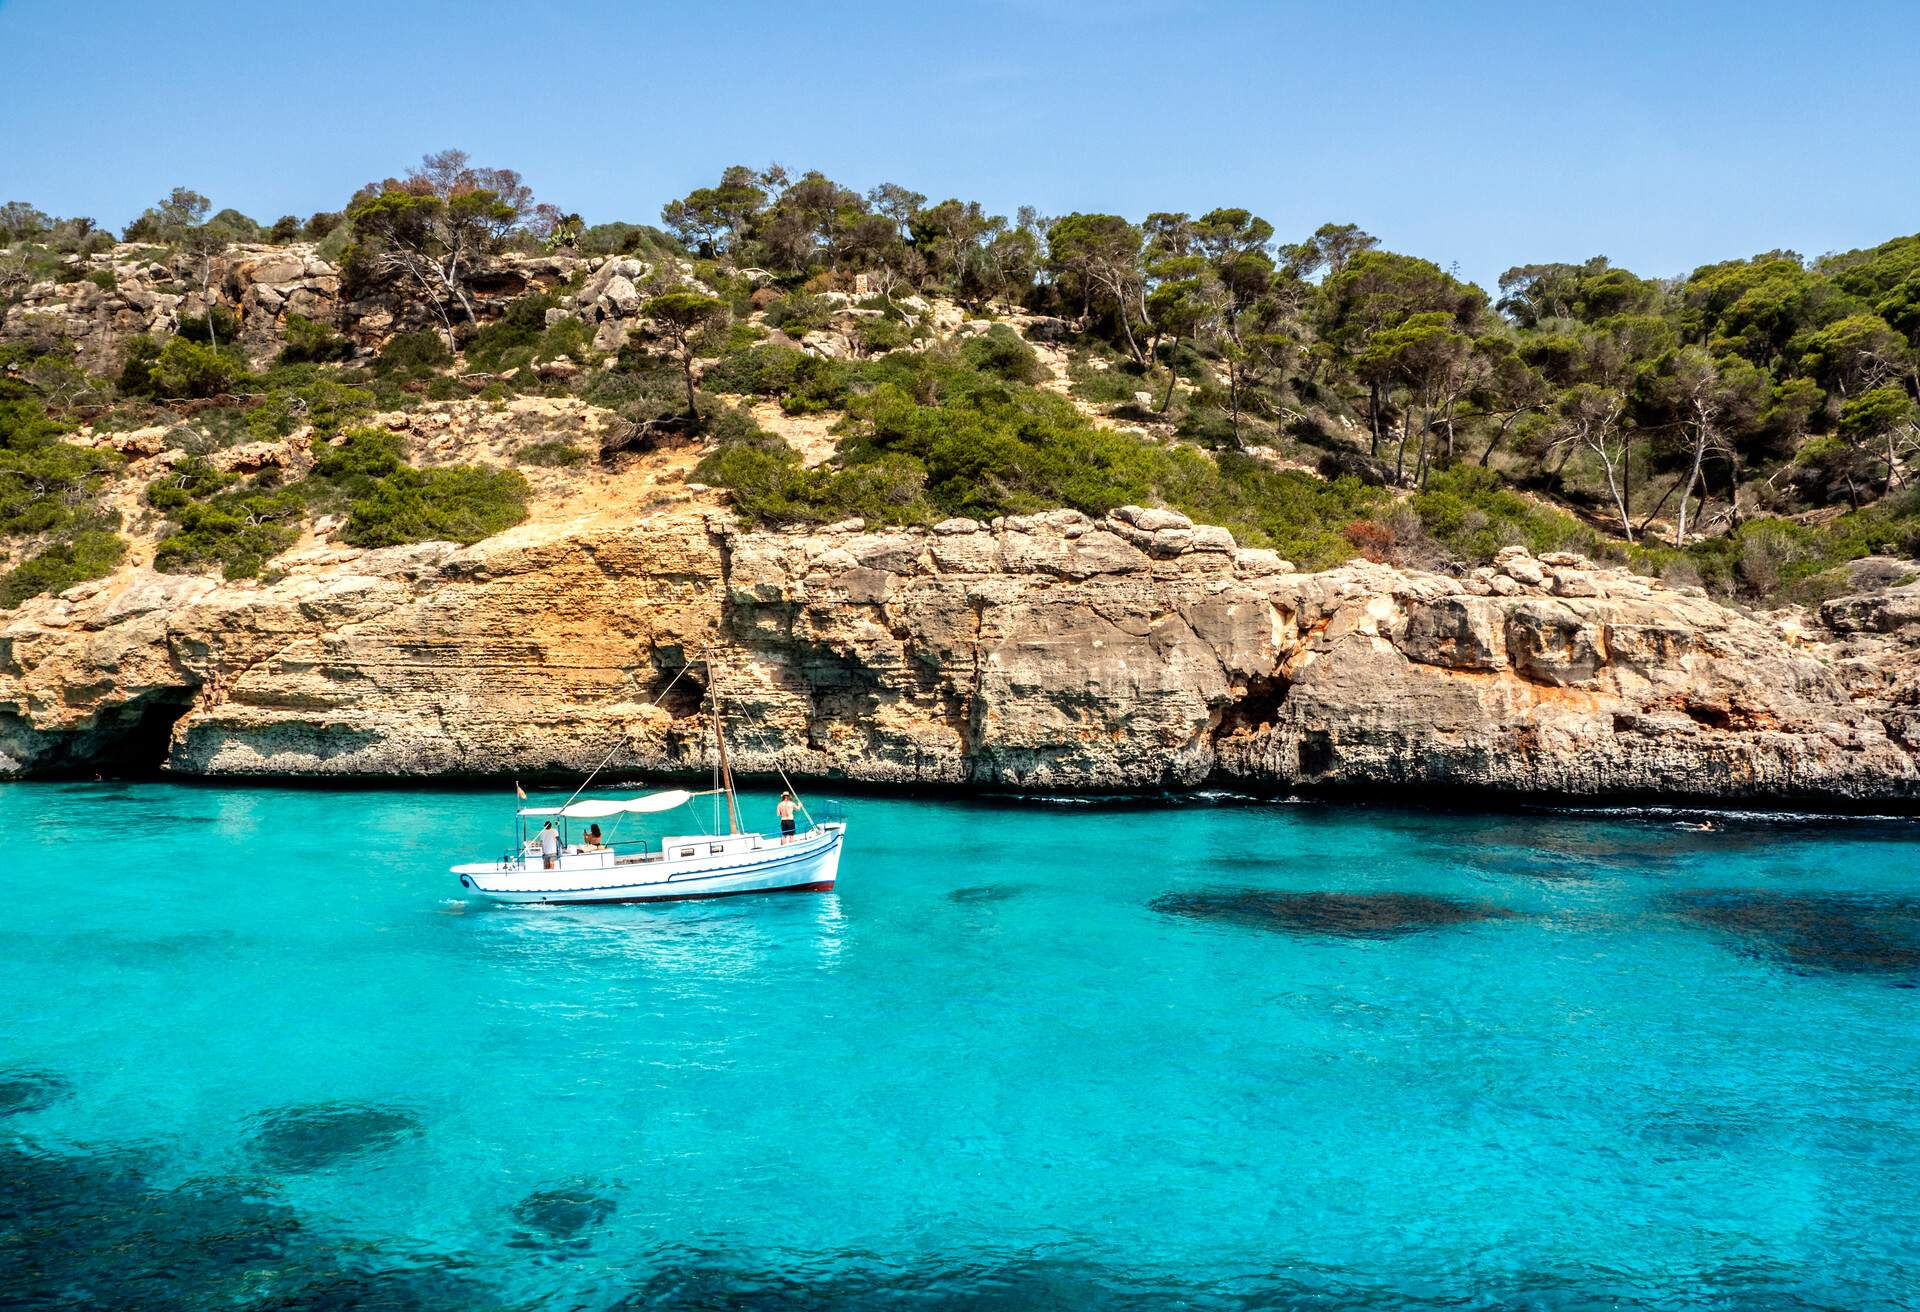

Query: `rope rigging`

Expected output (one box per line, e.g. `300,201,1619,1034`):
545,647,820,836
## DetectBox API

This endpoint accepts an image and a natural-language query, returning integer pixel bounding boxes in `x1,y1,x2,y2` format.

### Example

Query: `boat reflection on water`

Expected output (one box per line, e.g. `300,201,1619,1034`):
468,889,849,982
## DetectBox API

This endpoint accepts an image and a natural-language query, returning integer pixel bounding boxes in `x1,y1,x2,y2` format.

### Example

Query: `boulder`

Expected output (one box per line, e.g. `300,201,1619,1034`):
1822,582,1920,634
601,275,642,316
95,426,172,458
1398,597,1506,670
210,440,305,475
1499,554,1546,587
1506,601,1602,686
1111,505,1193,533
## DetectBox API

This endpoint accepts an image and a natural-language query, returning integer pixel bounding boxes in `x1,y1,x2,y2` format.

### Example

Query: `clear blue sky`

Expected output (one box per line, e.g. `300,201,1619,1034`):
3,0,1915,289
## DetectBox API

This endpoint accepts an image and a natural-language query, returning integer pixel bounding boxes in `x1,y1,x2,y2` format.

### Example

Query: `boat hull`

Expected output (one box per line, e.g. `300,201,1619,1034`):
453,825,845,906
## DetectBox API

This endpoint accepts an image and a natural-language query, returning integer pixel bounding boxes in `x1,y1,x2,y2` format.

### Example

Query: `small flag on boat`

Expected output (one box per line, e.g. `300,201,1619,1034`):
515,781,527,801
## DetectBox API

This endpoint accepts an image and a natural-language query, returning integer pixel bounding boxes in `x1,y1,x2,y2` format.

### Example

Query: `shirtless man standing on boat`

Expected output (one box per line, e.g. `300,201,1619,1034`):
777,793,798,844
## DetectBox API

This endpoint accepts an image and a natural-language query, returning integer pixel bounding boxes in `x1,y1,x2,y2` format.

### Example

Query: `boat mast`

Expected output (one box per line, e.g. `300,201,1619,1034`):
709,664,743,836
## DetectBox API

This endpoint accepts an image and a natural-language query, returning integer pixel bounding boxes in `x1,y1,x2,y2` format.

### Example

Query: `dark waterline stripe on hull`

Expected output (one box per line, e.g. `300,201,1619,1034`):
544,880,837,906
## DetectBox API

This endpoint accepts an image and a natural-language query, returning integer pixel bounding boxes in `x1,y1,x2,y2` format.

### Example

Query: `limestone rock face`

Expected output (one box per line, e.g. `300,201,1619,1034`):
1,501,1916,804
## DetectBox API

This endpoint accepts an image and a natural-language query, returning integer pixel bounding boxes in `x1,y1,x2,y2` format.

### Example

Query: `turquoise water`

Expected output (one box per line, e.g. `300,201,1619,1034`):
3,782,1918,1310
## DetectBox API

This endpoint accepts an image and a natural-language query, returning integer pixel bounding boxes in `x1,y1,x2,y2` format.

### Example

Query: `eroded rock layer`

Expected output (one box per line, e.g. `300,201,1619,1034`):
3,504,1916,804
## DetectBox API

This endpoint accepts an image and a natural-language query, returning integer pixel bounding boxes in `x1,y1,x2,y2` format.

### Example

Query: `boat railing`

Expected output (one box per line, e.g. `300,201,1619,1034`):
494,823,838,872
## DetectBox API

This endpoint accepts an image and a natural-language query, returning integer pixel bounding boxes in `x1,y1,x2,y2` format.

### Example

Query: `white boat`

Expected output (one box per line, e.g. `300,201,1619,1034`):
452,666,847,906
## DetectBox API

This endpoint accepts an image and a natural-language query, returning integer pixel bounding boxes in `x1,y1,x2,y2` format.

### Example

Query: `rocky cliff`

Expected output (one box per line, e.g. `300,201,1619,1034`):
4,467,1916,804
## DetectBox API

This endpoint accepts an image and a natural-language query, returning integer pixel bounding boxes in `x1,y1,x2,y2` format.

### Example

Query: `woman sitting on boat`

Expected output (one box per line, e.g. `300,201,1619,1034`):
584,824,607,850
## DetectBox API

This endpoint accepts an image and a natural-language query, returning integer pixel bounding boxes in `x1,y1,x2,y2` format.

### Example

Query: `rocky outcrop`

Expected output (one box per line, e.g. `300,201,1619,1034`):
2,501,1916,805
2,244,342,371
1,243,592,369
549,255,724,353
223,248,342,361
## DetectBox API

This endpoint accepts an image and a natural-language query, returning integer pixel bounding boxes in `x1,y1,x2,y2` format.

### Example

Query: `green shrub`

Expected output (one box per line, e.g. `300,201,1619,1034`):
153,486,305,579
702,343,849,414
0,530,126,608
1627,486,1920,603
169,403,255,454
518,440,586,467
174,306,242,346
541,315,593,362
693,441,817,522
340,465,528,547
577,222,676,258
315,220,353,263
118,335,245,398
1160,452,1383,569
243,375,377,439
277,314,353,365
308,426,529,547
373,330,452,379
813,453,933,522
765,294,834,335
721,322,768,352
579,361,688,423
306,426,407,501
87,268,117,292
691,423,928,525
145,456,236,510
112,338,160,394
144,443,306,580
0,394,120,535
16,352,110,409
1068,355,1151,404
856,316,910,355
960,325,1044,383
463,293,560,373
1410,465,1601,563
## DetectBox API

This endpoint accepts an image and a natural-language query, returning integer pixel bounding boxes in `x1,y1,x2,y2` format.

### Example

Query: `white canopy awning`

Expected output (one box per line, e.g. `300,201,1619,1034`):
518,790,694,819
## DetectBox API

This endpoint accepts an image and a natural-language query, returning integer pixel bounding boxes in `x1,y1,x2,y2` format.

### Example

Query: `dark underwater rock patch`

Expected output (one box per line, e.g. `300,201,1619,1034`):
1671,890,1920,980
948,883,1031,904
1150,889,1518,938
246,1102,423,1173
0,1069,72,1117
0,1138,487,1311
509,1179,619,1250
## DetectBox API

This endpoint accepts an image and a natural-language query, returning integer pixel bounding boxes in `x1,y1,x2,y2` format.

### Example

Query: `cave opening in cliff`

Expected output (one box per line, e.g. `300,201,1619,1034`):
62,688,198,778
652,666,707,720
1297,730,1336,780
1215,673,1293,739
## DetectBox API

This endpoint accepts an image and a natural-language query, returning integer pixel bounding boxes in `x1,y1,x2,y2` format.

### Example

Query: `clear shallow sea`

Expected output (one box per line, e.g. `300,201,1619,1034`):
2,782,1917,1311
